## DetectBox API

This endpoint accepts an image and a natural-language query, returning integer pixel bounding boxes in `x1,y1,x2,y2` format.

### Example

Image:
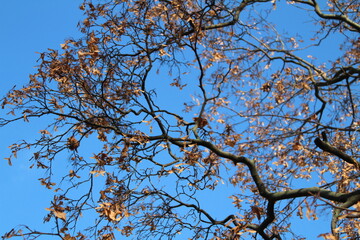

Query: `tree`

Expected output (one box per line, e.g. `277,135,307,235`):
1,0,359,239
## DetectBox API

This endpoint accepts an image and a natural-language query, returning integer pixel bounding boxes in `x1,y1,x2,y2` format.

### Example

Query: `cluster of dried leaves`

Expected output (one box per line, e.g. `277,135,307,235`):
1,0,360,239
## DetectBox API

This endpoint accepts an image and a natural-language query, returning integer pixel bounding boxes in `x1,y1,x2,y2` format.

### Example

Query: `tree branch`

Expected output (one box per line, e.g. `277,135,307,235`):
314,137,360,168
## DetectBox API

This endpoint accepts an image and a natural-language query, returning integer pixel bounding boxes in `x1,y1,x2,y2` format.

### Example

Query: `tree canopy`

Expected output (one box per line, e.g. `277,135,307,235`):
1,0,360,239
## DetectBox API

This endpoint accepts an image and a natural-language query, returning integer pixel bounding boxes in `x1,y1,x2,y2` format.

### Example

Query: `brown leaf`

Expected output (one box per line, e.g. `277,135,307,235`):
54,210,67,221
251,206,262,220
67,136,80,151
194,117,208,128
45,208,66,221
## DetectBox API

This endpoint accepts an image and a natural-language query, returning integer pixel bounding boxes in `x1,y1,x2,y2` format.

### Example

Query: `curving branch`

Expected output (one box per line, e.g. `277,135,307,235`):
294,0,360,32
314,137,360,168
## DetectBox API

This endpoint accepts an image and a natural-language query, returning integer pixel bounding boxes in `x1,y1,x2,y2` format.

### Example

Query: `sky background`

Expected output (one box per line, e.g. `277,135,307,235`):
0,1,343,239
0,0,83,235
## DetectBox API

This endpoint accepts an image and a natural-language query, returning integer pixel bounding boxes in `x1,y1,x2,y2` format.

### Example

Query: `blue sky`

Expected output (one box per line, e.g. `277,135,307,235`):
0,0,83,236
0,1,344,239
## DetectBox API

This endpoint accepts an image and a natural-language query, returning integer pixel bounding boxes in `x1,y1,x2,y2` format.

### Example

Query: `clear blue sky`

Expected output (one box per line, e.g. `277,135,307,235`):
0,1,341,239
0,0,83,235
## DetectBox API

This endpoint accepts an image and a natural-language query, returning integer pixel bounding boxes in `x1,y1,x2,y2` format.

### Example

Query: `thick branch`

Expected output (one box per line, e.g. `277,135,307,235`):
315,67,360,87
314,137,360,168
332,193,360,238
295,0,360,32
270,187,360,202
189,138,271,197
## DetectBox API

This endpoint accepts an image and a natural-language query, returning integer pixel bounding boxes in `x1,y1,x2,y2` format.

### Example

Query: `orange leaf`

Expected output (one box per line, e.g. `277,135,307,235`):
54,210,67,221
251,206,262,220
45,208,66,221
